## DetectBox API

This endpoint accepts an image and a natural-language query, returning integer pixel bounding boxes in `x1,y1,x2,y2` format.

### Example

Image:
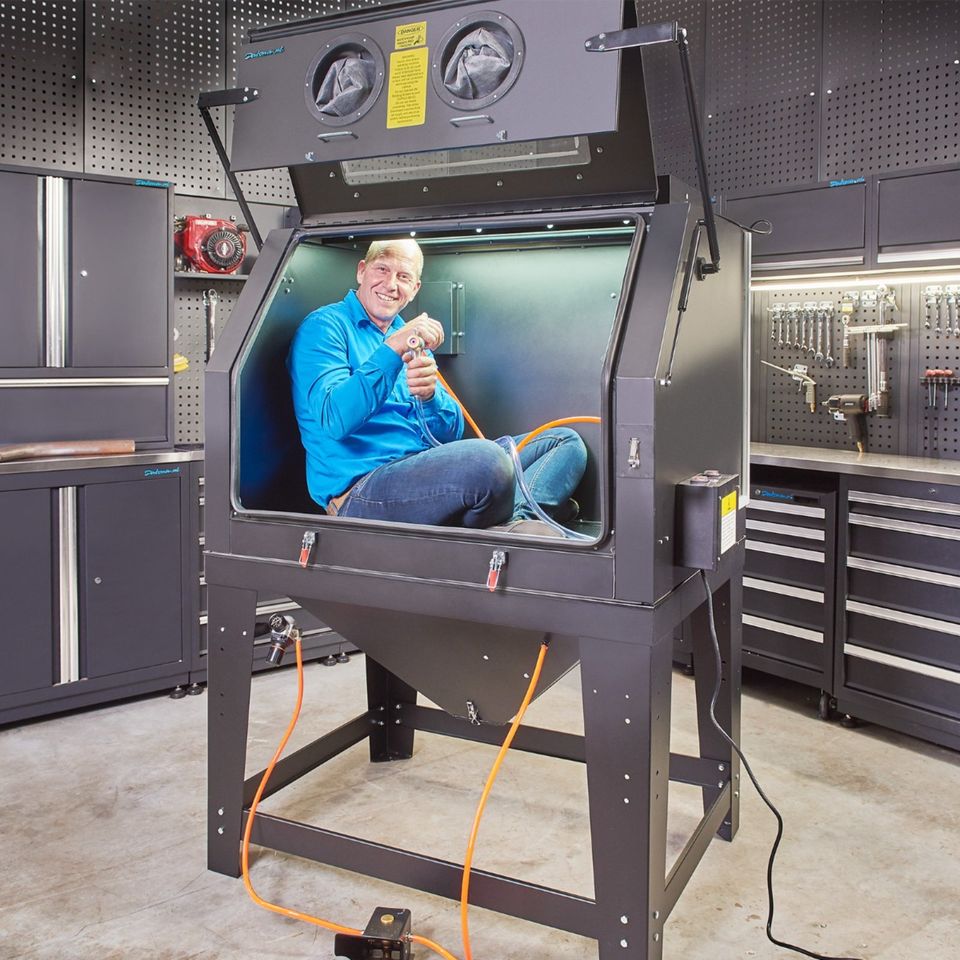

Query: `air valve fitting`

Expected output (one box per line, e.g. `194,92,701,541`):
266,614,298,665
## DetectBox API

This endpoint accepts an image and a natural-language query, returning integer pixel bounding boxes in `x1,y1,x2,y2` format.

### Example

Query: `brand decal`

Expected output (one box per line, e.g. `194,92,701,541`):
144,466,181,477
828,176,865,188
135,178,170,188
244,45,285,60
755,488,794,501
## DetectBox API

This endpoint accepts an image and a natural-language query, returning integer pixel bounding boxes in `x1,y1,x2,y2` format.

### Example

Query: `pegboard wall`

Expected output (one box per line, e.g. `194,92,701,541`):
753,280,960,460
174,278,245,444
0,0,84,170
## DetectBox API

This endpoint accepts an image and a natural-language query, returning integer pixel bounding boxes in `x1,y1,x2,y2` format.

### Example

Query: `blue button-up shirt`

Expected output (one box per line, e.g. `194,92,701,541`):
287,290,464,509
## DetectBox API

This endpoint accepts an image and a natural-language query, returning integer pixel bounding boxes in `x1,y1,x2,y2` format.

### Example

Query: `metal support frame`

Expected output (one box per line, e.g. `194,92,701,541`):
196,87,264,251
206,551,743,960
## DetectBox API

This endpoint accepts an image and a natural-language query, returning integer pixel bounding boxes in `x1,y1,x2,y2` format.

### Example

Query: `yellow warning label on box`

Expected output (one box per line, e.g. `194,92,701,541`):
721,491,738,516
387,47,428,129
395,21,426,49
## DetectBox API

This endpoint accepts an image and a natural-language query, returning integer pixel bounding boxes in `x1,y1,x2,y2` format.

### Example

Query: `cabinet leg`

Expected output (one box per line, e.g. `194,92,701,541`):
580,633,672,959
366,656,418,762
690,574,742,842
207,584,258,877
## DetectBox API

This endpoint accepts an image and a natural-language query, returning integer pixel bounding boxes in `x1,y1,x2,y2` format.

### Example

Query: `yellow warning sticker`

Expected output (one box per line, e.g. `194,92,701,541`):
721,491,738,516
395,21,427,49
387,47,429,129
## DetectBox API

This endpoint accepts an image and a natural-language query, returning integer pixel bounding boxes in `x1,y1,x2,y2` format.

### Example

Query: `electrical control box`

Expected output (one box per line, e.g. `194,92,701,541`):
675,471,740,571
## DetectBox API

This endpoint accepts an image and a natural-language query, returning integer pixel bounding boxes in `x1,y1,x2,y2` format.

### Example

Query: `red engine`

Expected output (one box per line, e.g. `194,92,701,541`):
175,216,247,274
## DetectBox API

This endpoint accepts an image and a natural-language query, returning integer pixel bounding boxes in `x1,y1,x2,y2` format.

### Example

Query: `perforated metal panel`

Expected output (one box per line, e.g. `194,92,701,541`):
915,285,960,459
754,281,960,460
0,0,84,169
226,0,359,205
822,1,960,180
705,0,820,194
174,279,244,445
636,0,705,192
84,0,225,195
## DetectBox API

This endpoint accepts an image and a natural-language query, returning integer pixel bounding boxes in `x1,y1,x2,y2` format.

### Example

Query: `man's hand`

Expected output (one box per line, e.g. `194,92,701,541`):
405,353,438,400
385,312,444,355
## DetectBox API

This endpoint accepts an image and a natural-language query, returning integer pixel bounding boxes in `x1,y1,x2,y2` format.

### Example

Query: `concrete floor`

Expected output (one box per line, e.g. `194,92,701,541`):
1,658,958,960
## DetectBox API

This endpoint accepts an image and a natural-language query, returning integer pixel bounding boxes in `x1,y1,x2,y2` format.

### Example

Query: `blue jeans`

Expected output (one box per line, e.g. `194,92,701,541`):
338,428,587,528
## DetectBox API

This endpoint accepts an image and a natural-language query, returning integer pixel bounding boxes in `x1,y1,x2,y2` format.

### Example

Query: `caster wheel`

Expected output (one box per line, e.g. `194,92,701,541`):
322,654,338,666
840,713,860,729
817,691,833,722
169,685,187,700
682,662,695,677
187,682,204,696
336,651,350,664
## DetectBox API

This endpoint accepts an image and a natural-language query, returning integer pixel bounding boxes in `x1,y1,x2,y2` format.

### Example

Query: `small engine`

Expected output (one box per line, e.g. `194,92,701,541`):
175,215,247,274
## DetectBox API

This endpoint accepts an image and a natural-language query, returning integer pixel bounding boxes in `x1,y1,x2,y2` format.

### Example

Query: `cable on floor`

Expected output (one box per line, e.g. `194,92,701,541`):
698,569,863,960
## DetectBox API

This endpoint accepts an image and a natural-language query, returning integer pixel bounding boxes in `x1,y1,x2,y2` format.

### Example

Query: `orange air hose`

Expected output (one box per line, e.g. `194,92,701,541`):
434,368,600,453
243,636,550,960
515,416,601,452
436,370,486,439
242,637,461,960
460,642,549,960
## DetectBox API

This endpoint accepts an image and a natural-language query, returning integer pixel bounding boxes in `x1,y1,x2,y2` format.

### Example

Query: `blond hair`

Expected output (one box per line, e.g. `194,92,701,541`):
363,238,423,279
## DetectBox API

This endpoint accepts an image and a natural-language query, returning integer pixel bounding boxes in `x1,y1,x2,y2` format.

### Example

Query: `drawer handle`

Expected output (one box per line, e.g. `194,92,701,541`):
747,519,824,541
748,500,825,519
845,643,960,685
849,490,960,517
847,556,960,589
744,614,823,643
744,576,824,603
746,540,824,563
849,513,960,541
846,600,960,637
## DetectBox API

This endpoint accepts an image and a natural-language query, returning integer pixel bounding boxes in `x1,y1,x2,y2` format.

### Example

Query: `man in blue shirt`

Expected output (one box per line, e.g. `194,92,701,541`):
287,238,586,529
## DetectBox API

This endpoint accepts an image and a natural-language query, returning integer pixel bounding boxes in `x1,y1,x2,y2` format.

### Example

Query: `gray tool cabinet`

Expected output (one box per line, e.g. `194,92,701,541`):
749,445,960,751
742,474,837,716
0,451,200,724
0,165,175,448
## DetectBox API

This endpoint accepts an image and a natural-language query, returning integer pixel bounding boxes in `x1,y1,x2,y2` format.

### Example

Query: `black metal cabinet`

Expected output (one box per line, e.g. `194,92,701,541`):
80,478,183,679
70,178,169,368
0,170,42,368
838,477,960,750
0,488,55,696
0,457,194,725
0,164,173,449
742,473,837,701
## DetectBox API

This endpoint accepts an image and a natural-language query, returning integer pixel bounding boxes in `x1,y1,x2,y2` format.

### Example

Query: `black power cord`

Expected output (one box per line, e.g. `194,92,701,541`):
698,570,863,960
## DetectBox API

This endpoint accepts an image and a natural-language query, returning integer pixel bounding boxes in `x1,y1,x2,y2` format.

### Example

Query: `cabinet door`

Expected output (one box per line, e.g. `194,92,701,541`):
0,171,43,367
0,489,55,694
80,477,182,678
70,179,169,368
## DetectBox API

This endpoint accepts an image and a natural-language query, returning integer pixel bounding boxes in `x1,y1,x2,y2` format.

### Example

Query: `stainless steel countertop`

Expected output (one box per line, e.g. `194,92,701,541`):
751,442,960,485
0,447,204,476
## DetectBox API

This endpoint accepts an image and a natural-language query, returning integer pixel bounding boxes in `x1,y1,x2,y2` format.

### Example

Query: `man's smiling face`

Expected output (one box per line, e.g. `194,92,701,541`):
355,253,421,332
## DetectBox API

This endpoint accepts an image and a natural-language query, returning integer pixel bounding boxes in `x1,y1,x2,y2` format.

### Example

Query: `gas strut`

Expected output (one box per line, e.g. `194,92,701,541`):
585,21,720,278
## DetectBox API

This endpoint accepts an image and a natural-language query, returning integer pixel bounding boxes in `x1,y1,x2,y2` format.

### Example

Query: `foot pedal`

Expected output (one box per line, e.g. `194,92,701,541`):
334,908,412,959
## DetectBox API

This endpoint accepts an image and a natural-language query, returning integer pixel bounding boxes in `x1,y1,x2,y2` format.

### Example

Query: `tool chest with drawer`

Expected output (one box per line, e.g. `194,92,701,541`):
838,476,960,750
743,473,838,714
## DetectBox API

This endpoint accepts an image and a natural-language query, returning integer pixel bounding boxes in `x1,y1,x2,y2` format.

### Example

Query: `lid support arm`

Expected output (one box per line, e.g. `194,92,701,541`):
585,22,720,276
197,87,264,252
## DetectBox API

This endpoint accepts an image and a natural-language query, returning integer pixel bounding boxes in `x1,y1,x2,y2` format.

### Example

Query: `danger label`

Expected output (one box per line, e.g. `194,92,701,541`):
387,47,428,129
395,21,427,49
720,490,737,554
